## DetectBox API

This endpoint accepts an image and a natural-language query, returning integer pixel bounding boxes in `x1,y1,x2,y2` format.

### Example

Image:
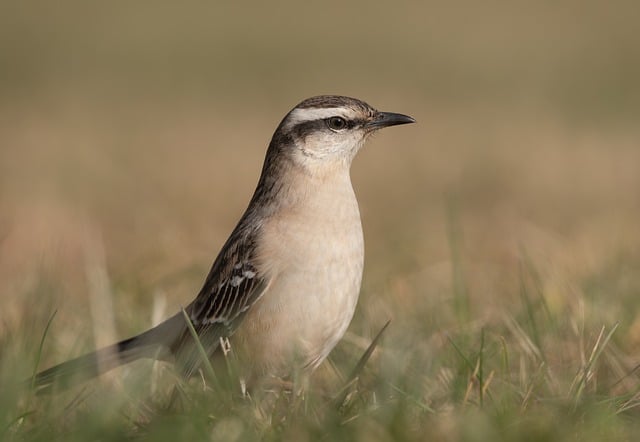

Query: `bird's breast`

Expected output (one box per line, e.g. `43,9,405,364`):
235,176,364,379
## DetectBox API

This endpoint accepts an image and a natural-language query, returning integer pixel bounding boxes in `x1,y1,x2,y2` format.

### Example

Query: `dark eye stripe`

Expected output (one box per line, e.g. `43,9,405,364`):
289,118,367,139
290,119,325,139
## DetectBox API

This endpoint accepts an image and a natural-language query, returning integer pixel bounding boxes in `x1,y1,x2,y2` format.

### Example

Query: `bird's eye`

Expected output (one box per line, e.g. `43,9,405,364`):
326,117,347,131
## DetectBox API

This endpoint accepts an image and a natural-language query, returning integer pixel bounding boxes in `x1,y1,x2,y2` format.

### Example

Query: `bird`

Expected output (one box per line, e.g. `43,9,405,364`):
30,95,415,393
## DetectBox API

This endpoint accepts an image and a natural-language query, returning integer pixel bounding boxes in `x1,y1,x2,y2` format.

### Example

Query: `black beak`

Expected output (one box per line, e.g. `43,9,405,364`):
367,111,416,130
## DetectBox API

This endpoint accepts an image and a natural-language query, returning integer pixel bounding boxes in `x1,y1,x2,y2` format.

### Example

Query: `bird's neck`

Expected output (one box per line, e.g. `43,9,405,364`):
251,154,356,217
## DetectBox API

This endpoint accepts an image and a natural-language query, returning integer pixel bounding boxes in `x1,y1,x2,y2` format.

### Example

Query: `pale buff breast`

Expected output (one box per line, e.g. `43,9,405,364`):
233,169,364,380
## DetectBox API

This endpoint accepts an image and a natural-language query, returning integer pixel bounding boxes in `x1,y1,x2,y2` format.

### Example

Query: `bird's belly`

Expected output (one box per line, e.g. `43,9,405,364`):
234,216,364,380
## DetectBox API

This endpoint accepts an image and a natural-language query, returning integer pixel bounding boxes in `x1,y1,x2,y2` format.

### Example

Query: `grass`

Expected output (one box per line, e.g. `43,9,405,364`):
2,209,640,441
1,0,640,440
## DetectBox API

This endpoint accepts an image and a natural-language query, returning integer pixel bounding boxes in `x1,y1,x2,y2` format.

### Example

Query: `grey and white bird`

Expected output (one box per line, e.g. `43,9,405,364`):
31,95,415,392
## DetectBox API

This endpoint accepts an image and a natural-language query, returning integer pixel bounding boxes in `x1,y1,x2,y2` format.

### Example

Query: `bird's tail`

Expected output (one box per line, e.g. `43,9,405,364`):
28,312,185,393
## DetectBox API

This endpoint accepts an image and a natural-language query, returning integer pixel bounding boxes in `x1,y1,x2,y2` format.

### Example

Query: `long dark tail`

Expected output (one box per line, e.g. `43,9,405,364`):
28,312,185,393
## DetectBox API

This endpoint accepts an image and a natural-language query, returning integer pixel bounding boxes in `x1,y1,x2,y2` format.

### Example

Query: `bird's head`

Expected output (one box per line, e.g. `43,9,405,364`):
269,95,415,170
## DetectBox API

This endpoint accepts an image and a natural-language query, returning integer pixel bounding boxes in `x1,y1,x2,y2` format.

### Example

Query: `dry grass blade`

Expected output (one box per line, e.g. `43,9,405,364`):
180,307,218,386
334,320,390,411
569,323,619,406
28,310,57,392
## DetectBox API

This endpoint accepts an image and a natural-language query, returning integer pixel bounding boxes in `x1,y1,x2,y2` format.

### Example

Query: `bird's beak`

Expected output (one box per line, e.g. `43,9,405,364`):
366,111,416,130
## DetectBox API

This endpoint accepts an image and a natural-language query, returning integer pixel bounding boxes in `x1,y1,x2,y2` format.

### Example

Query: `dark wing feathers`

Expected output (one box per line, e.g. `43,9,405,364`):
198,261,261,324
172,228,268,376
190,234,265,327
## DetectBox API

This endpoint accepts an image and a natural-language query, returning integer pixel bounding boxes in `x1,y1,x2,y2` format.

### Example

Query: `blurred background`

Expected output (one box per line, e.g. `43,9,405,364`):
1,0,639,391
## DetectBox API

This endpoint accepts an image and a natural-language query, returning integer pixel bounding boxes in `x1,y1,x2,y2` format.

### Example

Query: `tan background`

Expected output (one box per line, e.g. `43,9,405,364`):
1,0,639,388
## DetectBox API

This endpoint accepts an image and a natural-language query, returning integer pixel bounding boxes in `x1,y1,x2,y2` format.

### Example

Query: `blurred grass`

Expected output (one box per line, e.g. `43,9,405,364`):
1,0,640,440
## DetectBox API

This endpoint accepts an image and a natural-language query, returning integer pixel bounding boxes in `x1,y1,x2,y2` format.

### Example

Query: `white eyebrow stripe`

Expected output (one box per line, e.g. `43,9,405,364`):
287,107,353,126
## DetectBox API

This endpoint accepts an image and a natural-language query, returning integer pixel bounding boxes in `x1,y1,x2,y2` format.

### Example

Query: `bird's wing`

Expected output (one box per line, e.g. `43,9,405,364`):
189,237,267,328
174,228,269,376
